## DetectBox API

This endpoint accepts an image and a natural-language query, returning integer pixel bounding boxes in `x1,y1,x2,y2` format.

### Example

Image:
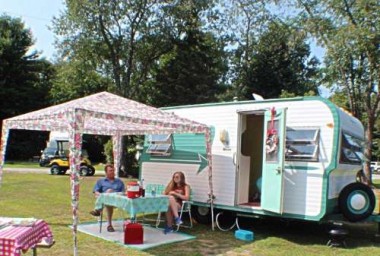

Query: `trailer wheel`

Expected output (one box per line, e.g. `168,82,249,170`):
191,206,212,224
338,182,375,222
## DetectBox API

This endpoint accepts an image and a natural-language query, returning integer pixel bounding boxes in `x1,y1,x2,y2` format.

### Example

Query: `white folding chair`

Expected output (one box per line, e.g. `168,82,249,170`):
176,195,193,231
152,186,193,230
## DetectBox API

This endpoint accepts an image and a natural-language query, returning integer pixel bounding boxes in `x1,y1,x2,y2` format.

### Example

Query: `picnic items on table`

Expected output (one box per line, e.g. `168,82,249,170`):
126,181,142,199
94,192,169,233
0,217,54,256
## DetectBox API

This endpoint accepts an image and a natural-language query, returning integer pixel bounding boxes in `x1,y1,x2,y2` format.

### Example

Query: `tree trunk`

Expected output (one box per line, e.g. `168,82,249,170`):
363,111,376,186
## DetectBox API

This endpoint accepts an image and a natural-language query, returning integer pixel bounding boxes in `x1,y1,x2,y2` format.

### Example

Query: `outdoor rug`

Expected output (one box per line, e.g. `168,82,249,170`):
76,220,195,250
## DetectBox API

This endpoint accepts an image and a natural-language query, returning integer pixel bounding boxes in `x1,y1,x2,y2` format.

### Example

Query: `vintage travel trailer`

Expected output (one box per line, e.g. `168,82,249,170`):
139,96,378,226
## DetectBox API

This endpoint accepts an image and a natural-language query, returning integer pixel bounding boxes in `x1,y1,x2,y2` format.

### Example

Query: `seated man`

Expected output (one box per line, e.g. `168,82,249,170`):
90,163,125,232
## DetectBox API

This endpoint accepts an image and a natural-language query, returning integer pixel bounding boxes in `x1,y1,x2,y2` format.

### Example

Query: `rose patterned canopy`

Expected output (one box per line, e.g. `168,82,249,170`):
0,91,213,255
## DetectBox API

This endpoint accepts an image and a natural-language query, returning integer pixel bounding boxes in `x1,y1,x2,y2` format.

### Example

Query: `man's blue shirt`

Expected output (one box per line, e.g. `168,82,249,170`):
93,177,125,193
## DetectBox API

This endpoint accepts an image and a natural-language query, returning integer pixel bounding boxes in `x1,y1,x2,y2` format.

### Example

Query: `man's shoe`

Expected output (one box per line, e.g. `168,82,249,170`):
90,209,101,217
107,225,115,232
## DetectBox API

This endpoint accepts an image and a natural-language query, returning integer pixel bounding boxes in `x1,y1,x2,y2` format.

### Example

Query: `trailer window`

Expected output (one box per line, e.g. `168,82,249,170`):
146,134,172,156
285,128,319,161
340,133,363,164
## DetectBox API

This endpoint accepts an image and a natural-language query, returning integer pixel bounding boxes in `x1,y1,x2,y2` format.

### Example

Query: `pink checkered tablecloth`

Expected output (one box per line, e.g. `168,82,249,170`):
0,219,53,256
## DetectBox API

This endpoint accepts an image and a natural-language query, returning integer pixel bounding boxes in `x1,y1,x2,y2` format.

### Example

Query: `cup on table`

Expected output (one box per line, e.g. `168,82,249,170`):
151,186,156,197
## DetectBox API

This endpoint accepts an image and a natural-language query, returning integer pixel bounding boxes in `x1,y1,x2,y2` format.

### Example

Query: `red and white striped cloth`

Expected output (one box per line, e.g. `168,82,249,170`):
0,219,53,256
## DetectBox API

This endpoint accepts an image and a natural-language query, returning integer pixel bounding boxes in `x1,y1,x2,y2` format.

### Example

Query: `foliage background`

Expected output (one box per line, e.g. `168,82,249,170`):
1,1,379,178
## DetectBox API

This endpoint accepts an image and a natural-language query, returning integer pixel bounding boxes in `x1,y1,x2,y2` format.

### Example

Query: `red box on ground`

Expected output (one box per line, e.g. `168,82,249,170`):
124,222,143,244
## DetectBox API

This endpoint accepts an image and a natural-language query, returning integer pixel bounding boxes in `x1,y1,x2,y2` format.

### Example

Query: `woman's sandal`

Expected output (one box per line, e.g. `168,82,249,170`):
107,225,115,232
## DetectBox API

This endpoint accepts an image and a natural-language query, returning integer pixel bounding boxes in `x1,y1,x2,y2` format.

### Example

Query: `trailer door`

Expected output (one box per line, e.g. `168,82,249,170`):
261,108,286,213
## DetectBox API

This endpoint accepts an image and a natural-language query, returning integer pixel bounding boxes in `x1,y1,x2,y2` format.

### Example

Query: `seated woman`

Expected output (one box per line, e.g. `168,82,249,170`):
163,171,190,234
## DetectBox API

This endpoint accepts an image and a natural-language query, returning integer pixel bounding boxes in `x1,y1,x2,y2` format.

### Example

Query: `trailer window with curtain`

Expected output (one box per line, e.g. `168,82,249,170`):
285,128,320,161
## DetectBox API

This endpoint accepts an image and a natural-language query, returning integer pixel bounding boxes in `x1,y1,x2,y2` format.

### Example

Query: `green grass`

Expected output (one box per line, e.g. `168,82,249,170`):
373,179,380,188
3,161,42,168
3,160,104,170
1,171,380,255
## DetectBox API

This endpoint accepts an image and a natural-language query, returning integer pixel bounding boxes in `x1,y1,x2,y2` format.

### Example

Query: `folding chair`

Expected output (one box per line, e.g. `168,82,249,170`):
176,195,193,231
175,188,193,231
155,188,193,230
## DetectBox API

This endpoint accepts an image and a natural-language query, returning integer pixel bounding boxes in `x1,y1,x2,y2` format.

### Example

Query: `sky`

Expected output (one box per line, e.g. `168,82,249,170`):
1,0,326,61
1,0,328,96
0,0,63,60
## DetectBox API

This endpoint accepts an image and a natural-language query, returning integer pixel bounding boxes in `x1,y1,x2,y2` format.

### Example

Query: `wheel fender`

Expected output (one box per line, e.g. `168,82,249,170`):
338,182,375,222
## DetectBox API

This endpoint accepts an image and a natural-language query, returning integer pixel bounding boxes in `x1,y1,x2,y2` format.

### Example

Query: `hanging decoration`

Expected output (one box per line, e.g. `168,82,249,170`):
265,107,279,154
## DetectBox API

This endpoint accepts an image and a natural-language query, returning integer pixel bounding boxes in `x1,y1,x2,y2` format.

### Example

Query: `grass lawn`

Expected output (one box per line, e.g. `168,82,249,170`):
3,160,104,170
3,161,42,168
1,171,380,255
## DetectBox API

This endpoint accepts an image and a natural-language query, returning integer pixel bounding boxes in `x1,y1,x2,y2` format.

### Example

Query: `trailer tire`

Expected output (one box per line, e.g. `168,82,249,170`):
191,206,212,224
338,182,375,222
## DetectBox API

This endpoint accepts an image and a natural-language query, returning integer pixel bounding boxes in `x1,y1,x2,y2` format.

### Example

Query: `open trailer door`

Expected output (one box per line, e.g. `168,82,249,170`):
261,108,286,214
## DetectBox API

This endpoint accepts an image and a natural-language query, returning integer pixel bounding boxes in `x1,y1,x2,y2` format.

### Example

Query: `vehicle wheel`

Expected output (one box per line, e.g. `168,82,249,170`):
191,205,212,224
50,164,60,175
59,169,67,175
79,166,89,176
338,182,375,222
88,166,95,176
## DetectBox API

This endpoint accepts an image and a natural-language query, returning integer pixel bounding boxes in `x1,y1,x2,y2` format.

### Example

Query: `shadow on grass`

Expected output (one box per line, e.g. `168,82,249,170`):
146,215,380,256
235,216,380,248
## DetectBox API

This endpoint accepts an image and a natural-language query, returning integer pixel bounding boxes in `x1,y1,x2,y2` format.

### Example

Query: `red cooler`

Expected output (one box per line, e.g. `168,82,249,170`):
126,181,141,198
124,222,143,244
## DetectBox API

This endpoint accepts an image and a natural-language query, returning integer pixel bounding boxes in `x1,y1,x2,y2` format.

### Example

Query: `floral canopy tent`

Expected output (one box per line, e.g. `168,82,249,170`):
0,91,214,255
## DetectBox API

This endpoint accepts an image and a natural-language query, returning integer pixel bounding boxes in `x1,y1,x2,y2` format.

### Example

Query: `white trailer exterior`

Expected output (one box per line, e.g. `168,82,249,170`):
140,97,376,223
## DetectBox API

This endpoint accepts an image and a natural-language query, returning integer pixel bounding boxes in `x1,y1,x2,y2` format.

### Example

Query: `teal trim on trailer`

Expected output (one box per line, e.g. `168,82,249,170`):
284,165,319,171
299,97,341,221
141,96,366,224
316,98,341,220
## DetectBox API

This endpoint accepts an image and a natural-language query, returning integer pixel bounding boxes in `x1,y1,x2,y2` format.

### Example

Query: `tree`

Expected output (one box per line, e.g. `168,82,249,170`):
0,15,55,159
52,0,167,99
49,60,112,104
281,0,380,184
226,20,319,100
148,0,228,107
248,22,319,99
217,0,271,100
218,1,319,100
0,15,54,119
52,0,175,172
